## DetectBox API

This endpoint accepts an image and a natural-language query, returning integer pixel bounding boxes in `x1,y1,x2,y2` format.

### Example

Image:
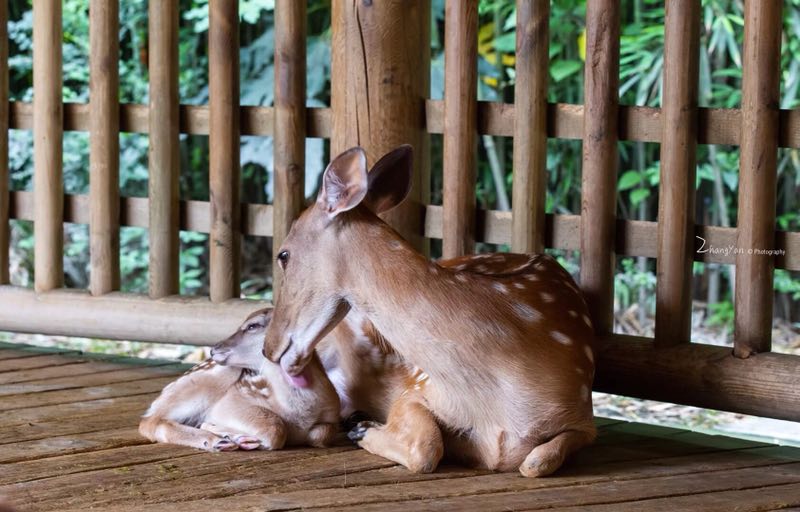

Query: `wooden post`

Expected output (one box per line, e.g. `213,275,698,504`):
511,0,549,254
89,0,120,296
442,0,477,258
209,0,241,302
654,0,700,347
0,0,8,284
148,0,180,299
273,0,306,299
331,0,430,252
580,0,619,335
734,1,782,358
33,0,63,292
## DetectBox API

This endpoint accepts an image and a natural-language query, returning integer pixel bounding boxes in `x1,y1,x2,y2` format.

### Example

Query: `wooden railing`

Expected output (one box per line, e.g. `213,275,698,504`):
0,0,798,422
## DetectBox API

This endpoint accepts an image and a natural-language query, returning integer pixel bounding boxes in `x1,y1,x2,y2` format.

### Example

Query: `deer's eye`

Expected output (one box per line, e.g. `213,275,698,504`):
246,323,262,332
277,250,290,269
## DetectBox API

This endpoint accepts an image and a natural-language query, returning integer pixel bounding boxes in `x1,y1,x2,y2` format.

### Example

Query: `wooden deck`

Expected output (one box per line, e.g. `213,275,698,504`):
0,342,799,511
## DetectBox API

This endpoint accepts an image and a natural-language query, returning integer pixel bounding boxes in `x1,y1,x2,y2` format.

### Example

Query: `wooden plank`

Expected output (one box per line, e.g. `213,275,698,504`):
330,0,431,252
272,0,306,298
0,359,170,385
208,0,241,303
580,0,620,334
148,0,180,299
0,0,8,285
0,427,148,464
0,354,85,372
511,0,549,253
0,393,156,429
0,374,177,412
0,363,181,396
0,287,266,345
655,0,700,347
595,334,800,422
32,0,64,292
733,1,782,358
442,0,478,257
0,444,198,486
89,0,120,296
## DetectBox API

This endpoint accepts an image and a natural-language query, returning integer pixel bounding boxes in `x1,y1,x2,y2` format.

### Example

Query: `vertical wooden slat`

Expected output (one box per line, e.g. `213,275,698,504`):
148,0,180,299
33,0,63,292
330,0,431,252
209,0,240,302
0,0,8,284
272,0,306,299
511,0,549,254
89,0,120,296
442,0,478,258
654,0,700,347
734,1,782,358
580,0,619,335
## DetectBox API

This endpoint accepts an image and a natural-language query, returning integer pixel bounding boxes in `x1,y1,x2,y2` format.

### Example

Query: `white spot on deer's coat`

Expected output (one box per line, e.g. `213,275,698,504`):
584,345,595,364
541,292,556,303
525,274,539,282
551,331,572,345
576,367,585,375
388,240,403,250
513,303,542,323
513,282,525,290
493,282,508,294
454,263,467,271
456,273,468,283
582,314,592,327
475,264,488,272
568,310,578,318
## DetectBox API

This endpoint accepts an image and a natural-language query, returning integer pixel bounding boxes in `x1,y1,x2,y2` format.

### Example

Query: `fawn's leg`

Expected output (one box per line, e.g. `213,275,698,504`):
139,415,238,452
348,391,443,473
519,427,596,477
206,392,288,450
200,422,263,450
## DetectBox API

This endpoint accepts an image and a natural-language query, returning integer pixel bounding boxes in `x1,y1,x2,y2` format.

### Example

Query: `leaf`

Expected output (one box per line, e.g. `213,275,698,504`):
493,32,517,53
550,60,582,82
577,28,586,61
630,188,650,206
618,170,642,191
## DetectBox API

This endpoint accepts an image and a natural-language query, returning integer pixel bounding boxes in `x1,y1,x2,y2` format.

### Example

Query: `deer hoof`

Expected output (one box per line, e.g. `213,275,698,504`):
233,435,262,450
347,421,379,443
212,437,239,452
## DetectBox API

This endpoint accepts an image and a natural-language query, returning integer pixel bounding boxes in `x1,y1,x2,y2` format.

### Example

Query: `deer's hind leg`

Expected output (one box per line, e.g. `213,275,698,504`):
206,392,288,450
139,415,238,452
348,390,443,473
519,426,596,477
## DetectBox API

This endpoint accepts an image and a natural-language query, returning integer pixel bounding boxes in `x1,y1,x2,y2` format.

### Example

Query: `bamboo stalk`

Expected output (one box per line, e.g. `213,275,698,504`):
580,0,620,334
442,0,478,258
148,0,180,298
734,1,782,358
272,0,306,300
654,0,700,347
209,0,241,302
89,0,120,296
33,0,64,292
0,0,8,284
511,0,549,254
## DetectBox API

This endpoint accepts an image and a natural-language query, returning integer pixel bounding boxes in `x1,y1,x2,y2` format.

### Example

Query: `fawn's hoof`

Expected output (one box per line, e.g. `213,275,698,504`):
347,421,379,443
212,437,239,452
233,435,262,450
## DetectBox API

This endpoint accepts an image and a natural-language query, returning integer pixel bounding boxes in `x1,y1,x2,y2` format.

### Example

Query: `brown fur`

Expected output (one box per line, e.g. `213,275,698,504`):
265,146,596,476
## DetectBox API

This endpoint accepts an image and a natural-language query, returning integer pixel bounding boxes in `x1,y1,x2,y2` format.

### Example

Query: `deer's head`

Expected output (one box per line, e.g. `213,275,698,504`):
211,308,273,371
263,145,413,380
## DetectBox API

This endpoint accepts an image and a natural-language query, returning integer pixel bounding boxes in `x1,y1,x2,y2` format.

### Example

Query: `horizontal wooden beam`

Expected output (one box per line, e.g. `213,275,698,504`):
595,334,800,422
10,100,800,148
0,286,266,345
9,191,799,270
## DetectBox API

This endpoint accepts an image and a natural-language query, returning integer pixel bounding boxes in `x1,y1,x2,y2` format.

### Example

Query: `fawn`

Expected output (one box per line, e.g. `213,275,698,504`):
139,308,340,451
264,146,596,476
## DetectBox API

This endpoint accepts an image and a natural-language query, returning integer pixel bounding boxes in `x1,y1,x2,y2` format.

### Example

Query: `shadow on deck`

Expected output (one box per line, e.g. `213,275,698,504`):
0,342,799,511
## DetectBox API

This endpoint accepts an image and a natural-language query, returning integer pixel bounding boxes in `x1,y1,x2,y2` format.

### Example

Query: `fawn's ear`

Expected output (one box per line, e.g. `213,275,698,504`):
317,147,368,217
364,144,413,214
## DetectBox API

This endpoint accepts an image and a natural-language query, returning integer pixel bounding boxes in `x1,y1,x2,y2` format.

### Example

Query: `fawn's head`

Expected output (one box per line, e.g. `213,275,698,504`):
263,145,413,378
211,308,272,371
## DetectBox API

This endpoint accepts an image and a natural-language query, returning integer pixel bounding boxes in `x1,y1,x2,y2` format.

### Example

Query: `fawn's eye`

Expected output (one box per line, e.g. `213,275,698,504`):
246,322,262,332
277,250,290,269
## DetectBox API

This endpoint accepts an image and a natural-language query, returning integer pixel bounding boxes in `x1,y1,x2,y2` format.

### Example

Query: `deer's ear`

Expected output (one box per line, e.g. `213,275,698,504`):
364,145,413,214
317,147,368,216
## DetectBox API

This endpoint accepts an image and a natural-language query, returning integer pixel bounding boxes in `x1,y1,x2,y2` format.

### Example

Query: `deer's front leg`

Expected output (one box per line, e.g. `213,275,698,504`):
348,390,443,473
207,392,287,450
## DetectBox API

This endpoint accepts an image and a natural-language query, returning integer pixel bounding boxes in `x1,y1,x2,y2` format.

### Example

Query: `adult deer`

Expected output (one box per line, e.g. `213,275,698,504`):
264,146,596,476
